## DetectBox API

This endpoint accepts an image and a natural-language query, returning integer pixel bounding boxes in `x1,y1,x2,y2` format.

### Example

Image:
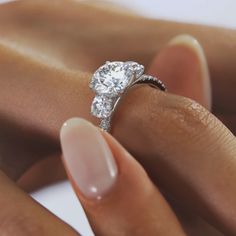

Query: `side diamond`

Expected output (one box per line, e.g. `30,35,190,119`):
125,61,144,78
100,117,111,131
91,95,114,118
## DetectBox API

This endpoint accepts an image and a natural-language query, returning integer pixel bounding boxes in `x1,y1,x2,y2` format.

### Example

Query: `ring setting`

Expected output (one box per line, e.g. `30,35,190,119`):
90,61,166,131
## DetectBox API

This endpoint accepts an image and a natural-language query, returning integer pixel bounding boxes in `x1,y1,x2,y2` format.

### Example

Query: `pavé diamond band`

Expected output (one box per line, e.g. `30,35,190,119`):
90,61,166,132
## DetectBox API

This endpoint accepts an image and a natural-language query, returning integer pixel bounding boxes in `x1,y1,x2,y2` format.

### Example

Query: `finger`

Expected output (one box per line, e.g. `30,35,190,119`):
0,41,95,180
113,83,236,235
148,34,236,136
60,118,185,236
0,171,79,235
148,35,223,234
148,34,211,110
18,155,67,192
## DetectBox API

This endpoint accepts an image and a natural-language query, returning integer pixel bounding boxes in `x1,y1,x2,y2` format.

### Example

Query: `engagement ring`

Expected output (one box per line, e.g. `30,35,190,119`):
90,61,166,132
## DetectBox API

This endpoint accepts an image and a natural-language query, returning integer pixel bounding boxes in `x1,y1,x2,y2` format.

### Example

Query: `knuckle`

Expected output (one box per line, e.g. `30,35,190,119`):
161,95,236,154
132,89,235,159
174,96,212,131
150,94,216,143
174,97,217,144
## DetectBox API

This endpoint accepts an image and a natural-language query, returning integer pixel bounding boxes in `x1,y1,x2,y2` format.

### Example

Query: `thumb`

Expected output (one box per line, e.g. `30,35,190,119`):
60,118,185,236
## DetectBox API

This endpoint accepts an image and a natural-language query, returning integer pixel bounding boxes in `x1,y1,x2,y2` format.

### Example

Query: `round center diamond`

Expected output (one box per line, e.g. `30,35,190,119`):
90,61,134,96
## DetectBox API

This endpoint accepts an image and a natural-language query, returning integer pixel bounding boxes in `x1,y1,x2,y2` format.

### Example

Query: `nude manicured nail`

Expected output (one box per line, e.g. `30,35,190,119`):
60,118,118,200
169,34,212,109
149,34,211,109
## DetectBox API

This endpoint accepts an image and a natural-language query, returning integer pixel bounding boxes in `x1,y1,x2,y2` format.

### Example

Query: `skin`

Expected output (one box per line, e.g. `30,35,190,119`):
0,0,235,235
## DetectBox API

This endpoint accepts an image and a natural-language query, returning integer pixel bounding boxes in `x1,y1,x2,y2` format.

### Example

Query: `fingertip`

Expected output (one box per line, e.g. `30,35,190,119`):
148,34,212,110
59,117,185,235
60,117,93,139
60,117,118,200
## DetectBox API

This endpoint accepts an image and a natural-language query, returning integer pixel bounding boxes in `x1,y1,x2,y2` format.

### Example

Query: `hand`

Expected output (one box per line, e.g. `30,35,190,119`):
0,1,235,235
0,0,235,181
59,35,236,235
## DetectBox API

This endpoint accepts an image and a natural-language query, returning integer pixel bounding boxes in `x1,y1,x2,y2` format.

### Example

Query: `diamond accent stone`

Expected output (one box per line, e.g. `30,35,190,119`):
91,95,114,118
100,117,111,131
125,61,144,78
90,61,134,97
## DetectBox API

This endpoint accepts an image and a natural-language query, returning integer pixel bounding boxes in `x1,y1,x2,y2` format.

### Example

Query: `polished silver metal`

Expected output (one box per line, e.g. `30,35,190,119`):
90,61,166,132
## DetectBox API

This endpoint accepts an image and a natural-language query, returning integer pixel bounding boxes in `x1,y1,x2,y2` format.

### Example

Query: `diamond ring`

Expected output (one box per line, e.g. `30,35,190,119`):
90,61,166,132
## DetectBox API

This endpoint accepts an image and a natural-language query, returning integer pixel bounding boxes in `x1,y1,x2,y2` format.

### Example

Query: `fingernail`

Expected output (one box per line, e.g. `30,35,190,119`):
60,118,118,200
169,34,212,109
149,34,211,109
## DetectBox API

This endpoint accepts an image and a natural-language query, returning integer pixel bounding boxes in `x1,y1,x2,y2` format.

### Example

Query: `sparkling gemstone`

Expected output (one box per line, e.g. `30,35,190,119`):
100,117,111,131
90,61,134,96
91,95,114,118
125,61,144,78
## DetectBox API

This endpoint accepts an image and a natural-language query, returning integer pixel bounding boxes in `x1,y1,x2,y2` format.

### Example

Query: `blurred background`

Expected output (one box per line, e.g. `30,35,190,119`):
0,1,235,236
2,0,235,28
112,0,236,28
